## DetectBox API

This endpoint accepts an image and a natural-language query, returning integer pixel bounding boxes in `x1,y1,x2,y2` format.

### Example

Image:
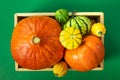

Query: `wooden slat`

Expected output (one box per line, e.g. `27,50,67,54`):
15,12,104,17
15,61,104,71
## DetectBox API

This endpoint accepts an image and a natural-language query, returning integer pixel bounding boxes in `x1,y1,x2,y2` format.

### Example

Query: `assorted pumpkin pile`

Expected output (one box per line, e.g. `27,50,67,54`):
11,9,106,77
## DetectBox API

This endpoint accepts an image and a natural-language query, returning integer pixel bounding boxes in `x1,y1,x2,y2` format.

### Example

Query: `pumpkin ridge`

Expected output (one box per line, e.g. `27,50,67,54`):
28,45,40,69
43,45,58,66
36,17,50,35
34,17,40,35
77,47,91,71
33,17,37,34
85,43,100,68
43,45,53,58
40,46,51,62
36,45,49,67
85,36,104,62
35,45,42,68
32,45,38,69
26,18,36,35
22,48,33,68
32,46,37,68
88,41,101,64
34,45,48,69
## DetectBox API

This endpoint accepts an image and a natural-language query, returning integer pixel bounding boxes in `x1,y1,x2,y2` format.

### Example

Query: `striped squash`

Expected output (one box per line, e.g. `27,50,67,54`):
63,16,91,36
59,27,82,50
55,9,69,24
53,61,68,77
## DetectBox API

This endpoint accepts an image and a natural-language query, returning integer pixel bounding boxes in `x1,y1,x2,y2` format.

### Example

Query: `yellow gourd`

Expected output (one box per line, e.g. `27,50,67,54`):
59,27,82,50
53,61,68,77
91,23,106,37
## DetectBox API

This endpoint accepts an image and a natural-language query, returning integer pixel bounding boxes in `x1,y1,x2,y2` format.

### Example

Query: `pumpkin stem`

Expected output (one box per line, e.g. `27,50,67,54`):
33,36,40,44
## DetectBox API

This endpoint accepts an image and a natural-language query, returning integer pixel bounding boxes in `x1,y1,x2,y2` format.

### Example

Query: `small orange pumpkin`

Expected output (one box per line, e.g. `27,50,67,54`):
11,16,64,70
64,35,105,72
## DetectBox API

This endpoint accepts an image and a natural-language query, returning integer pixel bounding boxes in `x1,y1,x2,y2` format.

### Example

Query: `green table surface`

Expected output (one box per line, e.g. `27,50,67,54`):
0,0,120,80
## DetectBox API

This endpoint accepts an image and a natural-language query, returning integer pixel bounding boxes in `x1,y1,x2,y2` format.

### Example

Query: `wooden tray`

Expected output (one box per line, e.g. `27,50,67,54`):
14,12,104,71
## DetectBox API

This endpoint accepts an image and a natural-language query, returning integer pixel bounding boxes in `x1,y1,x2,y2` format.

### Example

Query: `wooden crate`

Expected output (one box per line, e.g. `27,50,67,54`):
14,12,104,71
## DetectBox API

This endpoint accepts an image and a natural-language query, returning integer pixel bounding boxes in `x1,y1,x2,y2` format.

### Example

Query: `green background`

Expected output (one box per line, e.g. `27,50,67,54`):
0,0,120,80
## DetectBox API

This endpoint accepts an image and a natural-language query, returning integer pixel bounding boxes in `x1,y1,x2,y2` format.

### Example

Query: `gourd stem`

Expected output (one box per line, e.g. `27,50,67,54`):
98,31,104,37
71,10,77,18
54,73,59,77
33,36,40,44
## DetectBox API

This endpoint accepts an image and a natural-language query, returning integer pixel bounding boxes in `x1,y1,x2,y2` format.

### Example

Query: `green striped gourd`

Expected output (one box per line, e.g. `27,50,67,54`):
55,9,69,24
63,16,91,36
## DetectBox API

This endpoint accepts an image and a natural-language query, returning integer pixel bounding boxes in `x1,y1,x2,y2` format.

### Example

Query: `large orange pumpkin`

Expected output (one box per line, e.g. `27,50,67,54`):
11,16,64,70
64,35,104,72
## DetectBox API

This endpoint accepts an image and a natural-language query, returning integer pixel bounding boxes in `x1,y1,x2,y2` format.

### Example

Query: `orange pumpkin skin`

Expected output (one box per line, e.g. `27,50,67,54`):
64,35,104,72
11,16,64,70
